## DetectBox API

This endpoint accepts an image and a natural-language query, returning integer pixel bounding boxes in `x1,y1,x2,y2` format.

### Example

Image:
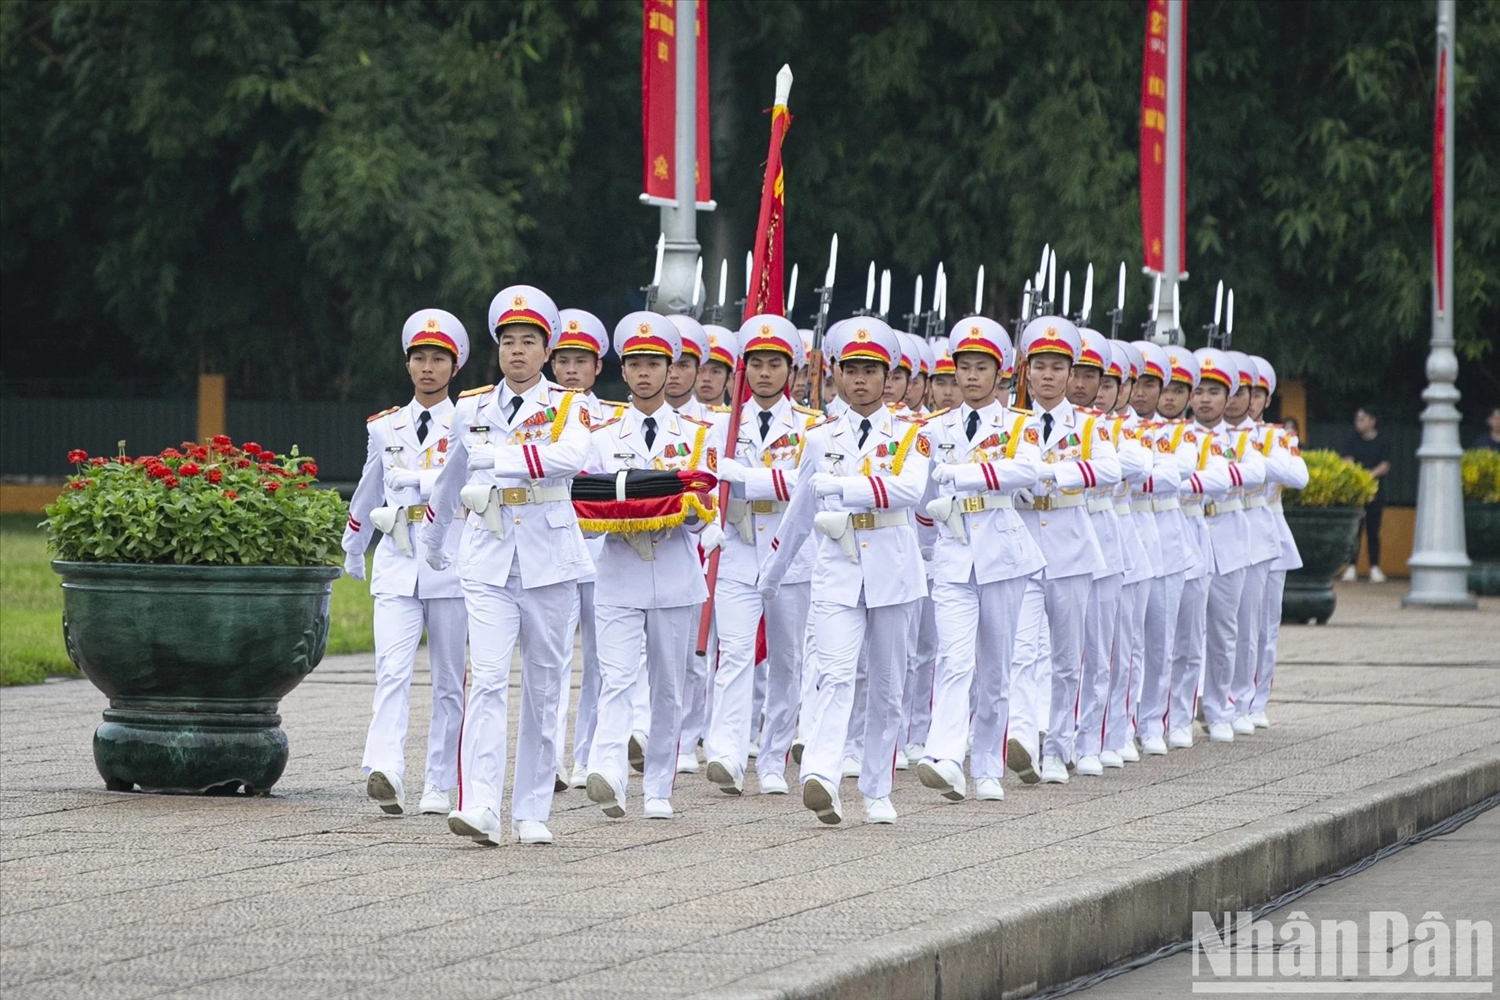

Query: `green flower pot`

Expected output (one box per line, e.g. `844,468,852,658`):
1465,502,1500,596
1281,506,1364,625
52,561,339,795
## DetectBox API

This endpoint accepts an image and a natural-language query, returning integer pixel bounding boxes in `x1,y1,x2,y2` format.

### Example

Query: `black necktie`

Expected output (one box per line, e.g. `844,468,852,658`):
507,395,524,423
416,410,430,444
642,416,657,451
857,418,872,449
1042,412,1054,444
965,410,980,441
758,410,773,440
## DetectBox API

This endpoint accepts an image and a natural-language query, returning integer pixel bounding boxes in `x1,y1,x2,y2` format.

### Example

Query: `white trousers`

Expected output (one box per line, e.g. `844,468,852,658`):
1252,569,1287,714
750,653,768,748
1170,574,1211,732
1038,574,1092,761
1104,578,1150,752
679,610,714,756
1136,571,1186,742
704,580,809,779
559,582,601,771
800,598,915,800
591,603,694,800
901,596,938,747
842,643,870,763
928,575,1028,779
456,574,575,822
1202,568,1247,726
1231,559,1271,720
1075,572,1124,759
362,594,467,788
1007,578,1052,758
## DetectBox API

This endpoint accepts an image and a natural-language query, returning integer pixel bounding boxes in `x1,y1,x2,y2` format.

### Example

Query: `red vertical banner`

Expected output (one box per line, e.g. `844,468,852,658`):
641,1,711,205
1139,0,1185,275
1433,48,1446,314
743,101,790,322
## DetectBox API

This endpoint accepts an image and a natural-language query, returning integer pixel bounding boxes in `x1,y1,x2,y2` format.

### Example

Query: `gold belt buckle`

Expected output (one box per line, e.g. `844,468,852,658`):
501,487,530,506
1032,496,1053,512
406,504,428,522
849,513,876,531
960,496,987,514
750,500,775,515
1203,501,1218,517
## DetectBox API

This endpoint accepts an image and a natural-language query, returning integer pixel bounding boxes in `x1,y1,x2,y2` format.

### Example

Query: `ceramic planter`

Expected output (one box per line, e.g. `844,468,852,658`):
1281,506,1364,624
1464,502,1500,596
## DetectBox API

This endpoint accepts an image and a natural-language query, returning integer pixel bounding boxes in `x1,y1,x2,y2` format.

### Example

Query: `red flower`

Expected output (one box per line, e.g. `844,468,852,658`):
189,446,209,460
297,482,309,490
68,480,91,490
264,481,281,493
144,462,170,480
236,458,251,469
259,450,276,462
90,457,106,467
257,462,274,474
162,476,180,489
299,461,318,477
242,442,262,456
207,468,222,484
222,490,238,500
67,449,88,464
211,435,231,448
160,448,182,460
179,462,201,477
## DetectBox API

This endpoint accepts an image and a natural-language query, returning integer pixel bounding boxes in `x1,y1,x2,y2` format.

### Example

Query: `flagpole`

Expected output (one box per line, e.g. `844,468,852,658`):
1157,0,1185,345
659,0,702,315
1404,0,1475,609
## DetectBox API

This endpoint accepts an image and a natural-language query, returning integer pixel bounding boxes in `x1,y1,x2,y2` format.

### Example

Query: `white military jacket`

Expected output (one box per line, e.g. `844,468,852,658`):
343,397,463,599
1247,421,1309,572
1113,409,1161,582
1228,418,1296,567
1082,408,1153,582
718,396,822,587
1015,399,1123,580
921,401,1046,586
574,391,627,585
423,379,593,589
1203,419,1269,575
585,404,721,609
762,404,930,608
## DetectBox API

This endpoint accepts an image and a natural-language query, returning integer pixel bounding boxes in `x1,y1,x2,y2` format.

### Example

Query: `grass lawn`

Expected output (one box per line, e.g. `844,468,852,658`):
0,514,374,685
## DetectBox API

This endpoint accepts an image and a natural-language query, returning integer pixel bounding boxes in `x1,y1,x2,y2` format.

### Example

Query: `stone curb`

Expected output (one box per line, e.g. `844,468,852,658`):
689,746,1500,1000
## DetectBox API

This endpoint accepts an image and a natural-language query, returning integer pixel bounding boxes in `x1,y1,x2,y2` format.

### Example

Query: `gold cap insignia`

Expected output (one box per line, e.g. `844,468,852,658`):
758,324,772,337
512,295,525,308
855,328,870,341
1045,326,1059,339
424,318,440,332
1201,358,1216,369
567,319,580,331
637,322,652,335
966,326,982,339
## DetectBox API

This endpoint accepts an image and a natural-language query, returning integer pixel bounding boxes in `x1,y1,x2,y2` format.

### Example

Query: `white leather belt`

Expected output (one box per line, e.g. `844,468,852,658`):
1244,496,1268,509
956,492,1014,513
1114,502,1132,516
1204,499,1244,517
499,485,570,505
1182,499,1204,518
1086,497,1117,515
729,498,787,517
1152,498,1181,512
1130,499,1155,513
848,510,908,530
1028,493,1087,511
1269,501,1284,514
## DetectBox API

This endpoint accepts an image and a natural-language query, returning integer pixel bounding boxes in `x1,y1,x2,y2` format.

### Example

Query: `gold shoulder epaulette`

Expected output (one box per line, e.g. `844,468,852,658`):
591,416,621,432
1008,405,1037,416
596,399,630,410
792,404,823,417
709,405,732,413
459,384,494,399
804,414,836,430
367,405,400,423
680,414,712,428
924,407,952,421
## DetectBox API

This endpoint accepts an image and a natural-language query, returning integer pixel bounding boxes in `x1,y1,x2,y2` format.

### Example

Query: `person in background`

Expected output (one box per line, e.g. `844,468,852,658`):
1472,406,1500,452
1282,416,1301,440
1341,405,1391,583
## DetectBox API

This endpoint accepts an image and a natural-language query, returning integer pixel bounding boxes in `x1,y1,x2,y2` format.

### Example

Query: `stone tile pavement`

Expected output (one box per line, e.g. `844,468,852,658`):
2,583,1496,999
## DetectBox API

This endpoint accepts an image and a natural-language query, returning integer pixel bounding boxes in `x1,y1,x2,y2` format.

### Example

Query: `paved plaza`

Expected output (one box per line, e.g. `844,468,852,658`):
2,583,1497,1000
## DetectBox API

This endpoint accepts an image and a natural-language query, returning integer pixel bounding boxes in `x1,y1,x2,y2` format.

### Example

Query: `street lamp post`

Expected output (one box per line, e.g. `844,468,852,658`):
658,0,702,315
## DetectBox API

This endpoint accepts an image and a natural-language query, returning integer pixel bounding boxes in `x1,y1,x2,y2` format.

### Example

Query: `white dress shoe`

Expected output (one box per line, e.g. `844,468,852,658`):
802,775,843,825
569,763,588,789
447,806,502,846
1099,750,1125,770
1341,565,1358,582
840,755,862,779
1075,755,1104,776
1007,737,1041,784
1248,711,1270,729
904,742,926,762
758,773,789,795
366,770,404,815
894,748,910,771
511,820,553,845
1167,727,1195,749
586,771,626,818
747,741,760,759
628,730,648,774
1117,741,1141,763
643,798,674,820
915,758,967,802
418,784,451,815
676,752,701,774
791,740,805,765
1039,755,1070,784
1369,566,1387,583
1142,736,1169,756
974,777,1005,801
1208,722,1235,743
863,796,898,824
705,758,744,796
1231,716,1256,736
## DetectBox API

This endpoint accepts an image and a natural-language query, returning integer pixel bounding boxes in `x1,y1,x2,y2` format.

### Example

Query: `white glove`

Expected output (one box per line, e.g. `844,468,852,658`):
383,467,421,491
699,522,726,554
813,474,843,498
343,551,366,581
1038,464,1058,482
758,576,780,602
425,546,452,572
467,444,496,472
716,457,748,484
931,463,956,484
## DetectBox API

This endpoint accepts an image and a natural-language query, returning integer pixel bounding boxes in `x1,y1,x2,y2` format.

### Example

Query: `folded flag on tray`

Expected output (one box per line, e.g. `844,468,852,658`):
571,470,718,534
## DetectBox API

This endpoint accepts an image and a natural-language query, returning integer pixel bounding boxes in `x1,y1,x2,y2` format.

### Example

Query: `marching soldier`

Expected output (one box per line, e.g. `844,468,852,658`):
421,285,594,847
914,318,1044,803
665,314,711,420
343,310,470,817
928,342,962,412
584,313,725,821
697,325,737,406
760,318,930,825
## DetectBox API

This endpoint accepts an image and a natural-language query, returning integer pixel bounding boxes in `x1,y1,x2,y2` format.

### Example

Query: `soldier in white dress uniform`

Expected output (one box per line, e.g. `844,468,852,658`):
894,332,939,770
1005,318,1122,785
343,310,470,817
583,313,725,821
760,318,930,825
421,285,594,847
704,316,818,796
913,318,1044,803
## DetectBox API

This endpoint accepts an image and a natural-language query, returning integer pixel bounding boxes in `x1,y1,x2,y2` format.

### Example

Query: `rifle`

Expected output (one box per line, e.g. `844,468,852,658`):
807,234,837,409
